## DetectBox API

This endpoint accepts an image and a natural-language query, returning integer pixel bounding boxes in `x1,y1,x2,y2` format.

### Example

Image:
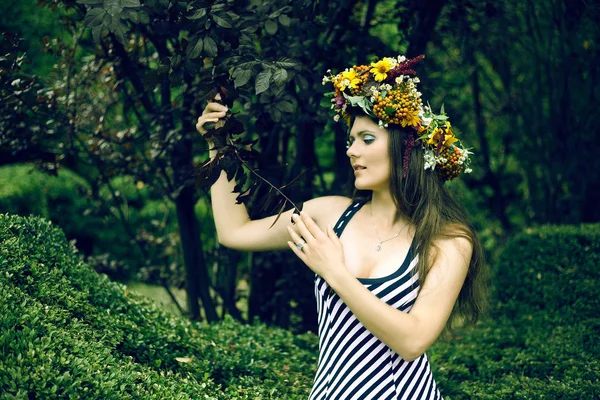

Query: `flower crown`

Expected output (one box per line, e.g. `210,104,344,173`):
322,55,473,181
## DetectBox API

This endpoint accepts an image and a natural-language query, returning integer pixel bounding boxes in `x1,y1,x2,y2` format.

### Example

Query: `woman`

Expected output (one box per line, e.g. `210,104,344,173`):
197,55,486,399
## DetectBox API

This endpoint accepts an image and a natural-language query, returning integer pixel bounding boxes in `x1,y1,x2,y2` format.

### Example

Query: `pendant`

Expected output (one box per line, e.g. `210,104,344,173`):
376,242,382,252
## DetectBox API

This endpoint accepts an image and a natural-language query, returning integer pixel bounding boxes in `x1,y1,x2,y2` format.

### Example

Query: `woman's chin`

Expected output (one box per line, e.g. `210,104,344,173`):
354,180,371,191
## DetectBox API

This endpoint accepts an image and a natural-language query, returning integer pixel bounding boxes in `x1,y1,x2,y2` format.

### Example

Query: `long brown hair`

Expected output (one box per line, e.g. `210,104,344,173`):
351,120,488,332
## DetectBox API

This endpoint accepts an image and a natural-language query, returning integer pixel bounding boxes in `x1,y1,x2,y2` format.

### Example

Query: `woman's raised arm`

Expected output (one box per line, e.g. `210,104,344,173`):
196,96,349,252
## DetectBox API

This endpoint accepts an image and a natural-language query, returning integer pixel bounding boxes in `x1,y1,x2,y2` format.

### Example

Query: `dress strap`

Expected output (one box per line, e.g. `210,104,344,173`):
333,199,368,237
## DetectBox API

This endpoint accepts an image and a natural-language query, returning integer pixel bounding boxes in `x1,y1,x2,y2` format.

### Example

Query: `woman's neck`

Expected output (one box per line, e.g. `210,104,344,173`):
369,190,402,231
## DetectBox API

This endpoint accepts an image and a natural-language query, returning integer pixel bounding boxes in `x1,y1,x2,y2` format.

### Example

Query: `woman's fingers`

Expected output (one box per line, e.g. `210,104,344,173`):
196,110,227,134
300,212,327,241
287,226,306,246
292,214,316,243
203,103,228,115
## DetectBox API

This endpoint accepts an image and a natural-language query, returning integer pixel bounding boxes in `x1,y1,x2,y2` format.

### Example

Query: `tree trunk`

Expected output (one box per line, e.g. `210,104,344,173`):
405,0,445,57
174,186,218,322
469,50,512,232
215,246,243,321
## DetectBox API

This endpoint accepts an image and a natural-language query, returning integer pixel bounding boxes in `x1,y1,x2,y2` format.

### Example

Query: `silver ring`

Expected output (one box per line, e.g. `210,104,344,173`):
296,242,305,251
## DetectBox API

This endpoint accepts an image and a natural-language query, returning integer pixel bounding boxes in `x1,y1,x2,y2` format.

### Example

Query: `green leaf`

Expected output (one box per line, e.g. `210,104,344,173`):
295,75,308,90
271,108,282,122
91,26,103,43
112,20,128,44
84,8,106,27
274,57,299,69
255,70,272,95
123,9,138,23
138,10,149,24
265,20,278,35
203,36,218,57
278,14,291,27
275,101,294,113
385,106,395,116
320,97,332,108
186,35,203,59
213,13,232,28
122,0,141,7
188,8,207,20
77,0,103,5
233,69,252,88
272,69,288,86
104,0,122,16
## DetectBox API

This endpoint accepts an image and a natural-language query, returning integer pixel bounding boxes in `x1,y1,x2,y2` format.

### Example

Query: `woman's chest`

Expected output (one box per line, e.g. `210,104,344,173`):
340,227,412,280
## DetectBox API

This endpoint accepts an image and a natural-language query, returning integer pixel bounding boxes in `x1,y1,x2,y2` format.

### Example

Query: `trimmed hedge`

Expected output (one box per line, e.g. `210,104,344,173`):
494,224,600,321
0,214,317,398
0,164,93,248
430,223,600,399
1,213,598,399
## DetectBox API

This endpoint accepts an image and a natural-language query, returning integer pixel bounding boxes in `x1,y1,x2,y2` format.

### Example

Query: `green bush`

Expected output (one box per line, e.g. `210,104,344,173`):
493,224,600,321
430,223,600,399
1,214,598,399
0,214,317,398
0,164,93,246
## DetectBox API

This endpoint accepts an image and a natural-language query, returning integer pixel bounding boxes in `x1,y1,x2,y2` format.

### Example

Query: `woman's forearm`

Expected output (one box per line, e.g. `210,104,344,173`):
326,268,426,361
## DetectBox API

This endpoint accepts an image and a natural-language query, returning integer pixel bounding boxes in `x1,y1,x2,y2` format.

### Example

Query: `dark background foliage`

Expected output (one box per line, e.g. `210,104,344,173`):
1,0,599,332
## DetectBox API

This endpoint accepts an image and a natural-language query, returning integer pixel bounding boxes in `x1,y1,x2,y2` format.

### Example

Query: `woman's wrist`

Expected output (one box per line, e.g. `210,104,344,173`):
323,262,352,289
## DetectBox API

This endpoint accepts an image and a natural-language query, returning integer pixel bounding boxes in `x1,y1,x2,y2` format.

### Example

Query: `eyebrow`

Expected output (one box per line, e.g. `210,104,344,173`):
348,130,376,138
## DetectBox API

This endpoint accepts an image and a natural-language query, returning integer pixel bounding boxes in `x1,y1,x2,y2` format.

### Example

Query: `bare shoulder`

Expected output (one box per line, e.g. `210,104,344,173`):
303,195,352,227
431,230,473,271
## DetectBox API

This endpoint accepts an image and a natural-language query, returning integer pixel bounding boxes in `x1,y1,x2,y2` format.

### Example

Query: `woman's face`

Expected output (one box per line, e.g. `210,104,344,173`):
346,116,391,192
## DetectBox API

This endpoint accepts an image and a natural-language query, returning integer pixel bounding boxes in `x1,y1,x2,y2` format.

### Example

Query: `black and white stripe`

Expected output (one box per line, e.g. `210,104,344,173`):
309,200,442,400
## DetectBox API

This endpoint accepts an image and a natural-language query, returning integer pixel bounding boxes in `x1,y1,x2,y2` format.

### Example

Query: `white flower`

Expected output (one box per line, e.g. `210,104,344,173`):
333,114,340,122
421,116,433,126
378,120,385,127
465,168,473,174
370,95,376,102
395,76,404,84
423,149,436,170
398,55,406,63
322,76,330,85
413,77,420,83
327,69,331,73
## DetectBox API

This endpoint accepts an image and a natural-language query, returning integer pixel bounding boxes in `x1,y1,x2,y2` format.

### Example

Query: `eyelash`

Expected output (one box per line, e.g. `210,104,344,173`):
346,136,375,148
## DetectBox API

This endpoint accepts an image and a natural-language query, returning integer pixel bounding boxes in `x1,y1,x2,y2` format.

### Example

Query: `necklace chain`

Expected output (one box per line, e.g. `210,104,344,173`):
370,203,402,252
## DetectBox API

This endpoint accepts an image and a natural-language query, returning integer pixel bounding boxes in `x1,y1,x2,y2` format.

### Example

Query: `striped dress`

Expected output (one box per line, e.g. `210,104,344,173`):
309,200,442,400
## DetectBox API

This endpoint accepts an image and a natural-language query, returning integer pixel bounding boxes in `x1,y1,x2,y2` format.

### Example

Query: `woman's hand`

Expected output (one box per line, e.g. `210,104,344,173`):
287,212,347,280
196,93,228,140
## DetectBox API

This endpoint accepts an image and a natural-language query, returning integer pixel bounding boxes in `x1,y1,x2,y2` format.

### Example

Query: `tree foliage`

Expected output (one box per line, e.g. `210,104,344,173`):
1,0,599,330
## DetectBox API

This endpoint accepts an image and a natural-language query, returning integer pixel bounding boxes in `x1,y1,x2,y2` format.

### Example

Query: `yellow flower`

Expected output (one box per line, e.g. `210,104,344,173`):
426,128,443,145
370,58,393,82
401,111,421,127
339,69,361,91
426,127,458,147
443,133,458,147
